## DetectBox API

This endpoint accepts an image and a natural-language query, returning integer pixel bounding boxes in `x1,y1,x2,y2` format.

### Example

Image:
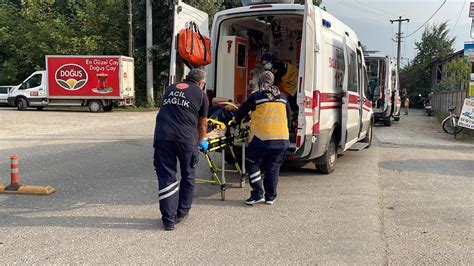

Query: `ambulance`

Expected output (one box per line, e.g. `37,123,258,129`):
169,0,373,174
365,53,401,126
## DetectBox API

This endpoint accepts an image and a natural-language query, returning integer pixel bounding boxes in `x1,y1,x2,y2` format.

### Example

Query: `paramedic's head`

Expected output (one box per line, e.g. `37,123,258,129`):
261,54,273,70
186,68,207,90
258,71,275,87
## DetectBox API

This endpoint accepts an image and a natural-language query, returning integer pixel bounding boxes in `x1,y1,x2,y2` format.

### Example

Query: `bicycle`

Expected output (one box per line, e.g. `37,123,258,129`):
442,105,463,139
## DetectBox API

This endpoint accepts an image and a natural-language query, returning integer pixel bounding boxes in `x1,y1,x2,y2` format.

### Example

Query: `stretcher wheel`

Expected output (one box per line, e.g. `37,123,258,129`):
240,178,245,188
220,186,226,201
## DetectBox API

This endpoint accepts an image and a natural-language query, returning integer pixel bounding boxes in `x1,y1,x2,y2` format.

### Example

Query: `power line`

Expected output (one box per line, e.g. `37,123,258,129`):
451,0,467,38
340,0,390,21
354,0,397,18
405,0,446,38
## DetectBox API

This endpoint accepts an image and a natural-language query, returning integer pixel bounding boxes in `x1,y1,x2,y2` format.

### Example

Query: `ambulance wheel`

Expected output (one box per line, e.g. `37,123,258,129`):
89,100,103,112
220,186,226,201
383,117,391,126
16,98,28,111
103,105,113,112
315,137,336,174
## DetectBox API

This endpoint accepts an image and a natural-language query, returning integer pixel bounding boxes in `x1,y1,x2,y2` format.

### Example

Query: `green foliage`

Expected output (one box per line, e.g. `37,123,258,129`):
400,22,455,97
0,0,127,85
432,58,470,92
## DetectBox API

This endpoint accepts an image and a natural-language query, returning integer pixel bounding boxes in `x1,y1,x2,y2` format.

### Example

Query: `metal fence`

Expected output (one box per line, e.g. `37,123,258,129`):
432,90,468,115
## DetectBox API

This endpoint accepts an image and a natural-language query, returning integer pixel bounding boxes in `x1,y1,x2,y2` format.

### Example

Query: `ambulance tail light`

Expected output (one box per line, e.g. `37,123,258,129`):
296,135,302,148
249,4,273,9
312,90,320,135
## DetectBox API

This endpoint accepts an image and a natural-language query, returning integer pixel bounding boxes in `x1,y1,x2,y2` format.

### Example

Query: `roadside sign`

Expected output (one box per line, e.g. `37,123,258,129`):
458,98,474,129
464,42,474,62
470,2,474,17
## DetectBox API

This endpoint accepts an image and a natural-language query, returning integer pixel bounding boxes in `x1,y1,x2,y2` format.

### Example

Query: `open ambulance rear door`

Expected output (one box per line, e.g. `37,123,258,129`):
169,0,209,85
341,36,362,151
295,0,316,158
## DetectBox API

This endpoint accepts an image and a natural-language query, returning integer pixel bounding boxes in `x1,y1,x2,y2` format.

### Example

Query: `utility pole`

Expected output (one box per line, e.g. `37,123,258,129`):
128,0,133,57
390,16,410,74
146,0,154,105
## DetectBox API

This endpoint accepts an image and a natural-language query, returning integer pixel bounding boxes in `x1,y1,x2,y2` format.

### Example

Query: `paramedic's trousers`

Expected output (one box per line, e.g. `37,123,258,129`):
154,141,198,226
246,147,286,201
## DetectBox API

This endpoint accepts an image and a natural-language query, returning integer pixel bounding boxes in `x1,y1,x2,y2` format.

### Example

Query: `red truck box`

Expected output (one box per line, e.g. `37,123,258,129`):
46,55,134,99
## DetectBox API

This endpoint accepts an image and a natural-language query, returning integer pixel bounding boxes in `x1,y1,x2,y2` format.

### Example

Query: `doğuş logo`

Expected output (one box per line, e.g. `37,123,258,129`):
55,64,88,91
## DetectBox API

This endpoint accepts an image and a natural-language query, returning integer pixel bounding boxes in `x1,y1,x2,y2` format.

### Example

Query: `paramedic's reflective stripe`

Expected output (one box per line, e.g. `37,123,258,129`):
250,171,260,178
249,171,262,183
255,133,289,140
159,181,179,200
255,98,287,105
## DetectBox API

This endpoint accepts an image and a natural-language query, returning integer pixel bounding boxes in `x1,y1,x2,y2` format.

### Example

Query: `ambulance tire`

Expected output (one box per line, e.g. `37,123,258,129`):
315,137,336,174
16,98,28,111
383,117,391,126
89,100,103,112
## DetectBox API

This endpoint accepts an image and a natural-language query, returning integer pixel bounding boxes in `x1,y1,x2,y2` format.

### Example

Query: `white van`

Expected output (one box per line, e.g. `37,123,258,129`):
365,54,401,126
170,0,373,173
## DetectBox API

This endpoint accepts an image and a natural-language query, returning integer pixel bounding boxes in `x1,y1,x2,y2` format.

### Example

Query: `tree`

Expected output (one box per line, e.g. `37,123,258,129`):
399,22,455,97
432,57,471,92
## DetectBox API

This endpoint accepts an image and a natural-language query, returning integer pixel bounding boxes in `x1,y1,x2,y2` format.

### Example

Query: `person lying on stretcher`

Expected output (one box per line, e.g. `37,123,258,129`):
208,96,239,125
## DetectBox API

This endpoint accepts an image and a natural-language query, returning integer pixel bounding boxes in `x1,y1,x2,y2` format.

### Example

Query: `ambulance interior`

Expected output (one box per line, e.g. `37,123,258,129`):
214,14,303,141
366,58,386,109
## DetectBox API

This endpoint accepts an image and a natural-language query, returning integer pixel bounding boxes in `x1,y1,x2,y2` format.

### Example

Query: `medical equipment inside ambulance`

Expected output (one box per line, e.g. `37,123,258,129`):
215,15,303,106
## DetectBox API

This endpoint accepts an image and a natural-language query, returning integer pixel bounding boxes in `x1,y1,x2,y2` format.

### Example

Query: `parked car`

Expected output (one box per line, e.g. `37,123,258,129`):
0,85,15,106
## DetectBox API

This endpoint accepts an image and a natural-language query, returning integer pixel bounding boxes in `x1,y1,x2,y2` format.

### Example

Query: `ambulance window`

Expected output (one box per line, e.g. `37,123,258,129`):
348,50,358,92
23,74,42,89
0,87,8,94
237,43,246,68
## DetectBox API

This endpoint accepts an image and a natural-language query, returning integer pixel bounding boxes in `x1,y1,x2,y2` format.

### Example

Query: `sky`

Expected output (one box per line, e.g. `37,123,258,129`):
323,0,472,67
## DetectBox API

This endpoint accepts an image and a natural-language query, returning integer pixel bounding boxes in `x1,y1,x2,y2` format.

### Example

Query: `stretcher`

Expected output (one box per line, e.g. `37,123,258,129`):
196,119,248,201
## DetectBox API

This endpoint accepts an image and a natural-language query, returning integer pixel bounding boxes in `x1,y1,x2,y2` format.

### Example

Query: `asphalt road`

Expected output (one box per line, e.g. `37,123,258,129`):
0,107,472,264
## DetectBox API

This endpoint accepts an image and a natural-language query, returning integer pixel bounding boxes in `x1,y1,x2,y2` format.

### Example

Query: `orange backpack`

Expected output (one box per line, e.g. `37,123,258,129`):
178,22,211,67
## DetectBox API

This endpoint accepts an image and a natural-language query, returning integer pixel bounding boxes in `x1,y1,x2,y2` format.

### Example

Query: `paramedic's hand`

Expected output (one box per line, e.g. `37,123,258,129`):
228,119,237,128
199,140,209,152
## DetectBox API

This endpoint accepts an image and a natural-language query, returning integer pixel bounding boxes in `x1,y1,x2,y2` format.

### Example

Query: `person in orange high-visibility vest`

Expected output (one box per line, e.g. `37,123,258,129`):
233,71,291,205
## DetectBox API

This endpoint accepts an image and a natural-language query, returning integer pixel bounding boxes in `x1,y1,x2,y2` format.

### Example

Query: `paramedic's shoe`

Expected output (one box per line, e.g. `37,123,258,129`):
265,199,274,205
176,213,188,224
163,223,175,231
245,196,264,205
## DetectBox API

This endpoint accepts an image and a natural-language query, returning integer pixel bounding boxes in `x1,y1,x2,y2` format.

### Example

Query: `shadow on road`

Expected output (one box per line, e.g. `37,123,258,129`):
379,159,474,177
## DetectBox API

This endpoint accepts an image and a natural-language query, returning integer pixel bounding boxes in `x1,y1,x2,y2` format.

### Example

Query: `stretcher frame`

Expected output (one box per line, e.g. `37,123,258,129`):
196,125,248,201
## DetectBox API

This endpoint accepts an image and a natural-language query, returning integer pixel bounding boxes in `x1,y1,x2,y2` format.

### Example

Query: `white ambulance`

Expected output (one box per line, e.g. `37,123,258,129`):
169,0,373,173
365,53,401,126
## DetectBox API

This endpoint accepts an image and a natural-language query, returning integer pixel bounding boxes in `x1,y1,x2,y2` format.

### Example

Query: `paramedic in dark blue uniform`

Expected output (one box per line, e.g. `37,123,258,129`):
153,68,209,231
234,71,290,205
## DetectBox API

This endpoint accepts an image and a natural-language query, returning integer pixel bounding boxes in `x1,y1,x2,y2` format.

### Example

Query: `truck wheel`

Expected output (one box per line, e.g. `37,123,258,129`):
16,98,28,111
315,137,336,174
103,105,113,112
89,100,103,112
383,117,391,126
361,120,373,148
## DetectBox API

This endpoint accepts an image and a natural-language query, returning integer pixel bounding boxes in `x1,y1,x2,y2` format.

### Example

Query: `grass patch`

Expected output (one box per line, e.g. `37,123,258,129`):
434,111,474,143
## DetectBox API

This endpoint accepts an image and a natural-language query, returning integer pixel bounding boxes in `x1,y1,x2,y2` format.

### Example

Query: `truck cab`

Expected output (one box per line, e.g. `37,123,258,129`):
8,71,48,110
